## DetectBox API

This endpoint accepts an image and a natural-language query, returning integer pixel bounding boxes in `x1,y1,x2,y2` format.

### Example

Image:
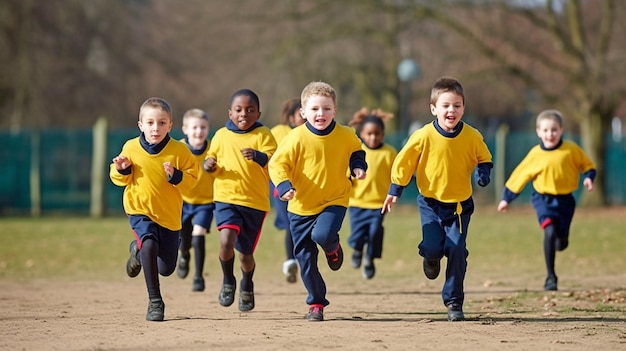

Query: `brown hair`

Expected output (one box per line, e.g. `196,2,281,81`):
348,107,394,133
430,76,465,105
278,98,301,125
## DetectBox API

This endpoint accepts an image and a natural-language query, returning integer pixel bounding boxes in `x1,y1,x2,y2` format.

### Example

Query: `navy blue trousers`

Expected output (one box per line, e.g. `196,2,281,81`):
347,207,385,259
288,206,346,306
417,195,474,307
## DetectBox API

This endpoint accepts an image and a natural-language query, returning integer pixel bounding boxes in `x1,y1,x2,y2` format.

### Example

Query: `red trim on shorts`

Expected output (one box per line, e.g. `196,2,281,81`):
250,212,267,253
131,230,142,250
540,218,553,229
217,224,240,235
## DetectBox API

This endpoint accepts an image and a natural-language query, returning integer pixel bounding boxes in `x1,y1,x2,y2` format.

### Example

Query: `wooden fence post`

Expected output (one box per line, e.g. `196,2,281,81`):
495,123,509,204
90,117,108,217
30,130,41,217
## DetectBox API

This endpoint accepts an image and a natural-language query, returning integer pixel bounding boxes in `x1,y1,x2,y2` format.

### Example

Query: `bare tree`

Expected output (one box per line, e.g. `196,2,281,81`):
266,0,625,205
2,0,623,206
410,0,623,205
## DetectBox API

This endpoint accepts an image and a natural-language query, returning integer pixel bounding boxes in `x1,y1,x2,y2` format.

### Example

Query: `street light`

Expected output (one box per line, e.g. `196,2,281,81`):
397,58,421,136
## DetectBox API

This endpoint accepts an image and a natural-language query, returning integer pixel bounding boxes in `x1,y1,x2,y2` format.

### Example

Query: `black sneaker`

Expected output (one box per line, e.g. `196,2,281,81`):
447,304,464,321
126,240,141,278
362,256,375,280
351,250,363,269
239,290,255,312
544,275,558,291
305,305,324,321
423,258,440,280
218,283,236,307
326,244,343,271
146,298,165,322
176,251,190,279
192,276,205,292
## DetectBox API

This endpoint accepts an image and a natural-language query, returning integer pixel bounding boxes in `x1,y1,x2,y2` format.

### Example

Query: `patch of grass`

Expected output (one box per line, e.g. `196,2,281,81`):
1,205,625,290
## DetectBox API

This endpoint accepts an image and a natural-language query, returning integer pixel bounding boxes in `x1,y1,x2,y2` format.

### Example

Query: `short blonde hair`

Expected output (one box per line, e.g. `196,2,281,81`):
301,81,336,108
139,97,172,121
182,108,209,126
536,109,563,128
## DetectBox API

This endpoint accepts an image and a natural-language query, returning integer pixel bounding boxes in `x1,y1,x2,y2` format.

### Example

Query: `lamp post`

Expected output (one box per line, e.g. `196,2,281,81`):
397,58,421,136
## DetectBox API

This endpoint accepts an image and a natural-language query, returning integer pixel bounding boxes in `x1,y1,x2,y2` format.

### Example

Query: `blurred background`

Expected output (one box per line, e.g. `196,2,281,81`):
1,0,625,216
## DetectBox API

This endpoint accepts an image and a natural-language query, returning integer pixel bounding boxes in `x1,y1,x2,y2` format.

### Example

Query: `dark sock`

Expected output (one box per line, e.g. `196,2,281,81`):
241,267,255,292
192,235,205,278
285,228,295,260
140,238,161,300
543,224,557,277
220,256,236,285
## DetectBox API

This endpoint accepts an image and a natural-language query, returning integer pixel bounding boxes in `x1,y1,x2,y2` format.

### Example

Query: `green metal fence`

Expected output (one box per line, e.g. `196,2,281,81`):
1,125,624,216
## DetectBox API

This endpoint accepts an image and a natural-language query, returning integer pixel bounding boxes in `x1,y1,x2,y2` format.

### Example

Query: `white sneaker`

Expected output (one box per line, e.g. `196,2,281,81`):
282,259,298,283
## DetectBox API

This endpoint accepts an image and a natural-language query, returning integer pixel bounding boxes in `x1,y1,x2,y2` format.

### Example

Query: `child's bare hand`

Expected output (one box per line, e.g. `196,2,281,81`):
381,195,396,214
353,168,366,180
280,189,295,201
163,162,173,178
241,148,255,160
112,155,132,170
497,200,508,212
583,178,594,192
203,157,217,172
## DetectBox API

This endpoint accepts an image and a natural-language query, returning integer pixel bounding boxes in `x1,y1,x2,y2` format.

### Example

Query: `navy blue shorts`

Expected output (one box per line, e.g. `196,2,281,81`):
182,202,215,231
214,202,266,255
128,214,179,268
531,192,575,235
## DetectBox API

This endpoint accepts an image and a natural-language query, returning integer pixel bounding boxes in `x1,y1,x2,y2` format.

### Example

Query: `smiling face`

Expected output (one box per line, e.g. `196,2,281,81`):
536,117,563,149
300,94,336,131
430,91,464,132
228,94,260,131
138,107,173,144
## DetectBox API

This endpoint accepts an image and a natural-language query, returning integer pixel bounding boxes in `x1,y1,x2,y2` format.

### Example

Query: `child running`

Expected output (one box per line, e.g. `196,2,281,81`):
110,97,199,321
203,89,277,312
381,77,493,321
270,98,305,283
176,108,215,292
347,107,397,280
497,109,596,291
269,81,368,321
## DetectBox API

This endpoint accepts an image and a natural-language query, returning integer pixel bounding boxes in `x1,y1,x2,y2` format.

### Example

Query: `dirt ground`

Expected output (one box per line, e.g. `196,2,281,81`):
2,267,625,351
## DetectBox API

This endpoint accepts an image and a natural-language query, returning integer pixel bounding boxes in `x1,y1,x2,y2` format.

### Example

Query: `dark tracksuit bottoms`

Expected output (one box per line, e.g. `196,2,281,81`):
348,207,385,259
417,195,474,308
288,205,346,307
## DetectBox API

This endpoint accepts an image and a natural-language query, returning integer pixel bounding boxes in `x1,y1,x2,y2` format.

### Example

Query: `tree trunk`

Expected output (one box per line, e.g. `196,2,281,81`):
578,110,607,206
